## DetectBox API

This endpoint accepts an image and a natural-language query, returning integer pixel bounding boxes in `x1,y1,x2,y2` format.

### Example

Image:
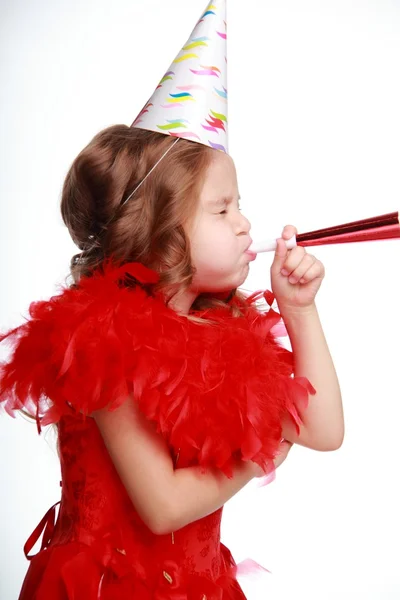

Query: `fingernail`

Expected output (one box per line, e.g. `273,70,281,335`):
281,269,289,276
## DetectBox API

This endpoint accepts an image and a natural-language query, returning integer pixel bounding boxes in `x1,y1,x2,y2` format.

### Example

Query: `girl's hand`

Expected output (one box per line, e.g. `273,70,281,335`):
250,440,294,478
270,225,325,312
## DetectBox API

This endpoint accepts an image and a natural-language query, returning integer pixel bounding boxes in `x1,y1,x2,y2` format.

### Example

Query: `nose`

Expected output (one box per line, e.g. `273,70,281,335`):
234,211,251,236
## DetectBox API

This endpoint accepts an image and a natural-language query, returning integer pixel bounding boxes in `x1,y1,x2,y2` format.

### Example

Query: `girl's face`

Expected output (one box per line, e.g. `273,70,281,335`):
188,152,254,294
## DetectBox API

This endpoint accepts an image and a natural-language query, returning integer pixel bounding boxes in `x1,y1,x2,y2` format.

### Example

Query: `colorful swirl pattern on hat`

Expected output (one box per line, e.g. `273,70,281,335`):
183,36,210,51
214,86,227,99
156,71,175,89
132,102,154,126
131,0,229,154
190,65,221,77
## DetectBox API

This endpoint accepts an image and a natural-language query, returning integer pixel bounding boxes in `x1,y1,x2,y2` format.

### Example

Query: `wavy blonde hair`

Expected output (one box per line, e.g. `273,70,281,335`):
61,125,247,314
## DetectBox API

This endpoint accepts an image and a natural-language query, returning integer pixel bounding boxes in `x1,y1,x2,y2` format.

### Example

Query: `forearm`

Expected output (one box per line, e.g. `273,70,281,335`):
166,460,255,533
281,301,344,450
94,398,258,536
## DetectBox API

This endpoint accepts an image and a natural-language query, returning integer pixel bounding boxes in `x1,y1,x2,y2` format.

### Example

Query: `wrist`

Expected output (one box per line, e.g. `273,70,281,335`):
278,301,318,321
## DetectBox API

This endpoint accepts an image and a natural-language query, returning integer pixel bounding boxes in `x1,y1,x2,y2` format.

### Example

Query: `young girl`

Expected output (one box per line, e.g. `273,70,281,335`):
0,125,343,599
0,1,344,598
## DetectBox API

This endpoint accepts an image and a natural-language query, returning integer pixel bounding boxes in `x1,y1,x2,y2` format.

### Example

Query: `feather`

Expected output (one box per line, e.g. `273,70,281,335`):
0,259,316,477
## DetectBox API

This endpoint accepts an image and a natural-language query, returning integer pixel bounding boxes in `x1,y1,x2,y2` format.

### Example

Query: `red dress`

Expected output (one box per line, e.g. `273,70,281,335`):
0,260,315,599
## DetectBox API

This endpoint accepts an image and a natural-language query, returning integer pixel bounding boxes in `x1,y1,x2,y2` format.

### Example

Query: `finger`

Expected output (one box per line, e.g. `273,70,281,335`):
280,440,293,451
281,225,297,240
276,440,292,456
280,246,307,276
286,255,316,284
298,261,325,284
271,238,289,273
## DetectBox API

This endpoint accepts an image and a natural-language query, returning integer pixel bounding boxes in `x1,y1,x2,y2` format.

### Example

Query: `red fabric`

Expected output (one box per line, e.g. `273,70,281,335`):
0,260,316,598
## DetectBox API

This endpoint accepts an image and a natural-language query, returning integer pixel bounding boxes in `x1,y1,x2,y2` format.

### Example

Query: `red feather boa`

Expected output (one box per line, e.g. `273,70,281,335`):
0,260,315,478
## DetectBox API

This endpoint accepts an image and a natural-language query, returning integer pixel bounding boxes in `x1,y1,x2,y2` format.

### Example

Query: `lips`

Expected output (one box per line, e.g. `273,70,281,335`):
244,240,257,262
244,239,254,253
245,250,257,262
243,238,256,262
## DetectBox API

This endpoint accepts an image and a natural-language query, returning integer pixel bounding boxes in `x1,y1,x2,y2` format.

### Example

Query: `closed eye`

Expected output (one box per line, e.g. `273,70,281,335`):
213,197,241,215
219,205,241,214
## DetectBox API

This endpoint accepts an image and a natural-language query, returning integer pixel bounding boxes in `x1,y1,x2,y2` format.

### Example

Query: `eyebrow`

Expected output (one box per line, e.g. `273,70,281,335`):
207,194,241,206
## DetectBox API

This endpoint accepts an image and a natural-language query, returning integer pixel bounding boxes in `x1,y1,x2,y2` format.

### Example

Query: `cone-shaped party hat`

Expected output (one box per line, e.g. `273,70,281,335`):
131,0,229,154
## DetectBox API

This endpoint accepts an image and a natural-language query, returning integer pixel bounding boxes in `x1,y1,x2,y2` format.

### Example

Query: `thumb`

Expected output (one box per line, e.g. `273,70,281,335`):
271,238,288,274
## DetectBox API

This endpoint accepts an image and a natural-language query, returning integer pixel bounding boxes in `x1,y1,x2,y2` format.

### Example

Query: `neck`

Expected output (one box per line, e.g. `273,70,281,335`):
167,289,198,315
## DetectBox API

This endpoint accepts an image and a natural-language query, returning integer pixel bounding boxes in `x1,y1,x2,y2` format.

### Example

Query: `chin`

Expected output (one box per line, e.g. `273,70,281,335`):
233,267,249,289
193,266,249,294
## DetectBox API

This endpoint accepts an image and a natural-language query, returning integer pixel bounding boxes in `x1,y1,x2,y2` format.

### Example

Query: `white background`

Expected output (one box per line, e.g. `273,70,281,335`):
1,0,399,598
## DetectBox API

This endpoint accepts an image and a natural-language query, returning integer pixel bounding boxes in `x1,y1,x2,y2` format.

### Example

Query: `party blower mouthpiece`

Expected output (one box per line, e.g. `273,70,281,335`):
249,236,297,253
248,210,400,253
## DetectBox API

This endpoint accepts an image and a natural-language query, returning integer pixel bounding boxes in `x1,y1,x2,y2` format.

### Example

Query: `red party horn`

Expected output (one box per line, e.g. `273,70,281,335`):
249,210,400,253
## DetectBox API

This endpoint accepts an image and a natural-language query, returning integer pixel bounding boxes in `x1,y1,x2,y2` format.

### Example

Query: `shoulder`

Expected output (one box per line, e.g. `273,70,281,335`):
0,261,174,426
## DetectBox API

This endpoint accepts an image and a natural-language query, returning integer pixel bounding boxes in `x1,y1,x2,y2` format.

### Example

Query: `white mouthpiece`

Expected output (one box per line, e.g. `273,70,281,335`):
249,235,297,254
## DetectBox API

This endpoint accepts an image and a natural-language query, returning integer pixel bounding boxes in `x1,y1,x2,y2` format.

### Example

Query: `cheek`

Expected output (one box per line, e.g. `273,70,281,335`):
192,224,231,262
189,214,241,275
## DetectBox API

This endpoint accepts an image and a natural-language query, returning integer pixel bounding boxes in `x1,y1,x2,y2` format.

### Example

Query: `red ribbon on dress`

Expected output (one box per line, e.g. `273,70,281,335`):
23,501,61,560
